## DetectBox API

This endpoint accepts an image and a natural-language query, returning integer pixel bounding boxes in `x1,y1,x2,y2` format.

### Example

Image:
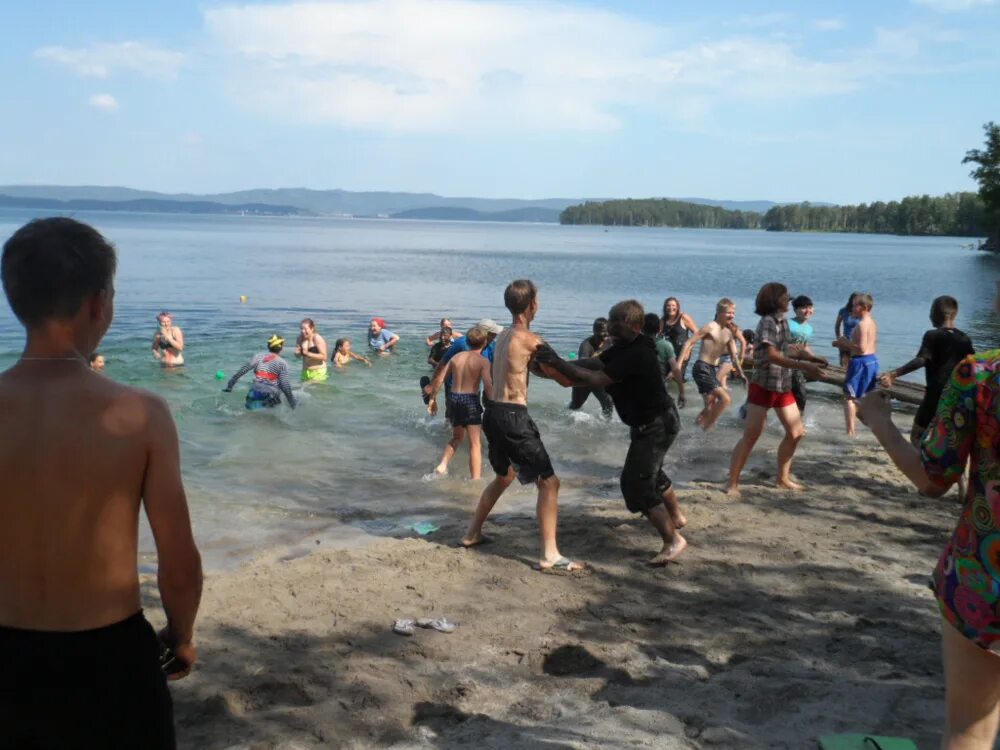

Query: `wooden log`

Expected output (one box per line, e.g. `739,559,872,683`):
813,365,925,406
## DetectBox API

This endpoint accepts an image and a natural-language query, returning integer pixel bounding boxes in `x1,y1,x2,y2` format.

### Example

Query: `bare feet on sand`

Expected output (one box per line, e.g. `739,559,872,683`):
648,535,687,566
458,533,490,548
434,465,448,477
725,484,741,499
777,478,804,491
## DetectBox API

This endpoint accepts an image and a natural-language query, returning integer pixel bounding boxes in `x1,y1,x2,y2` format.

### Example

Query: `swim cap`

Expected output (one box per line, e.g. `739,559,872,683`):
267,334,285,349
372,317,386,328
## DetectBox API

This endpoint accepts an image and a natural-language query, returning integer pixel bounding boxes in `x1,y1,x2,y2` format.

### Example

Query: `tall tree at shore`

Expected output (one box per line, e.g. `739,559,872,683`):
963,121,1000,250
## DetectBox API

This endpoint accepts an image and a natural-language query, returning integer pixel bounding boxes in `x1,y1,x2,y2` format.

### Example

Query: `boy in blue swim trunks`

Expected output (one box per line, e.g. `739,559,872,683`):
833,293,878,436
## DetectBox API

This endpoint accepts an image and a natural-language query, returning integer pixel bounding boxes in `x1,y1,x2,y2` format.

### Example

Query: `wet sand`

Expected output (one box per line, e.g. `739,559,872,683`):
149,424,956,749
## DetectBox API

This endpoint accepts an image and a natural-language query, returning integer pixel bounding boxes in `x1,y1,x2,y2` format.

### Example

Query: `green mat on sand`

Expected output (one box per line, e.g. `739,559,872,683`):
819,735,918,750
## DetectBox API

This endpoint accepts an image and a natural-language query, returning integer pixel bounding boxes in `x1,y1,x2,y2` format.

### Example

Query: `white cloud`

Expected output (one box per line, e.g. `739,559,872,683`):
34,41,184,79
913,0,995,11
202,0,881,134
88,93,120,111
814,18,845,31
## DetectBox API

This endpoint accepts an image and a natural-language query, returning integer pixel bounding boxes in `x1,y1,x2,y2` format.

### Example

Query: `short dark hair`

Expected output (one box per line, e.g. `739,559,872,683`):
642,312,661,336
930,295,959,326
504,279,538,315
88,352,102,364
755,282,788,316
742,329,755,345
791,295,813,310
608,299,645,329
465,326,488,349
592,317,608,335
2,217,117,327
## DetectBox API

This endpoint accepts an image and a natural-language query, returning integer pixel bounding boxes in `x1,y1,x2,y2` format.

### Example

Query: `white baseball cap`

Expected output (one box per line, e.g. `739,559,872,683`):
476,318,503,334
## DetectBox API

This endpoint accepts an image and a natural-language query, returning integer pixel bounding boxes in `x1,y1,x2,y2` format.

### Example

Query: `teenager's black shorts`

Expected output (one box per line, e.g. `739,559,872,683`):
0,611,175,749
483,400,555,484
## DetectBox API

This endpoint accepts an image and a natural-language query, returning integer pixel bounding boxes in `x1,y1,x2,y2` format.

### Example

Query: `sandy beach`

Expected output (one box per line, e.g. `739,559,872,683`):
149,422,956,749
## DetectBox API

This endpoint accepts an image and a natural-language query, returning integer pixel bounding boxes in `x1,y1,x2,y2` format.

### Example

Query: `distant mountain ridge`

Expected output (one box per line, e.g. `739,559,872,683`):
0,194,308,217
0,185,803,219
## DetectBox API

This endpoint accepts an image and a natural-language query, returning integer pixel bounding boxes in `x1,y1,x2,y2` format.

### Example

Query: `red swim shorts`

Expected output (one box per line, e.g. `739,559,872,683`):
748,383,796,410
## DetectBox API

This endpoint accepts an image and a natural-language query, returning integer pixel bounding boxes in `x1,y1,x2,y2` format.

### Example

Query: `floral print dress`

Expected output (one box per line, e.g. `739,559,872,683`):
922,350,1000,652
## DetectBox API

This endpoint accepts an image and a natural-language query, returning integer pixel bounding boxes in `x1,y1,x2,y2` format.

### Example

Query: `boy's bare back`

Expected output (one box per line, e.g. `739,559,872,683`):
490,326,542,405
449,350,493,394
0,364,177,631
853,316,878,356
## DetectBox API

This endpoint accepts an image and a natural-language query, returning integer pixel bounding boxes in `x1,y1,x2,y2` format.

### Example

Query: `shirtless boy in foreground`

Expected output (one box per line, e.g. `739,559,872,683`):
426,326,493,478
0,218,202,748
678,298,745,431
833,293,879,437
461,279,584,573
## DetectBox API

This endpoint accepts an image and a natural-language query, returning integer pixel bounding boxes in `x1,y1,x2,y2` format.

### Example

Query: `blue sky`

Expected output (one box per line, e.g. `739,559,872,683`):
0,0,997,203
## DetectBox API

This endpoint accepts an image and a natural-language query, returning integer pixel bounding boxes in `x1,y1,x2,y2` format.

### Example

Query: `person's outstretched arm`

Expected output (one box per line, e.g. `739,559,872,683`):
224,357,256,391
142,395,203,680
859,358,975,498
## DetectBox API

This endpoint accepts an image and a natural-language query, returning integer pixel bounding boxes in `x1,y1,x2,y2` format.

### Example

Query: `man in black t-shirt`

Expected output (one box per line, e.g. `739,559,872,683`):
538,300,688,564
568,318,613,418
881,295,975,445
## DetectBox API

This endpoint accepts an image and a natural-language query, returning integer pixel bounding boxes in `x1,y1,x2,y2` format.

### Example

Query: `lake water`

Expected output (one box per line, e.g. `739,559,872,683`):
1,208,998,569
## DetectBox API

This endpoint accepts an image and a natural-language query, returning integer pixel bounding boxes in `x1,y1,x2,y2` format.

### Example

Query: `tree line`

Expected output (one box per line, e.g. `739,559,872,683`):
559,199,762,229
560,121,1000,247
761,193,986,236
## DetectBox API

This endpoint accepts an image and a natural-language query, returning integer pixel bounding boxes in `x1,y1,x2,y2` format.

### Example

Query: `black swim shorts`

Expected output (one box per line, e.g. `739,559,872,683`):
482,400,555,484
0,611,176,749
449,391,483,427
620,404,680,514
692,360,722,396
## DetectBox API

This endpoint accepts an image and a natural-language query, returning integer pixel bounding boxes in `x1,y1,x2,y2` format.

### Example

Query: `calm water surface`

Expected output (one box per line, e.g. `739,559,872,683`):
1,209,998,568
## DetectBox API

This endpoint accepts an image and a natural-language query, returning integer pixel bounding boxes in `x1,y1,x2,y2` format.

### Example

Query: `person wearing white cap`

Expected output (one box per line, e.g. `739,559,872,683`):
426,318,504,423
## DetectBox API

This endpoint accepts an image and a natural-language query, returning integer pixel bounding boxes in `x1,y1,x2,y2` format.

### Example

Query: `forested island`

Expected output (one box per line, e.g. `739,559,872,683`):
761,193,986,236
560,121,1000,249
558,193,986,236
560,198,762,229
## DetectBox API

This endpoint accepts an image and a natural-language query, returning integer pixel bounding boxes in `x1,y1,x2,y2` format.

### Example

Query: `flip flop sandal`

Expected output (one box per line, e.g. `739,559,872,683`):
535,556,587,575
416,618,457,633
392,619,416,636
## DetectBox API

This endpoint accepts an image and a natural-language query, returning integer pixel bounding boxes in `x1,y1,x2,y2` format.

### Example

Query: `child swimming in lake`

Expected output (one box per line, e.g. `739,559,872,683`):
333,338,372,368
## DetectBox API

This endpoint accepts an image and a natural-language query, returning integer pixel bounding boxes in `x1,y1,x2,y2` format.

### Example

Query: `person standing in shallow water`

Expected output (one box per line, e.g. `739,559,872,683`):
152,311,184,367
567,317,613,419
0,217,202,749
537,300,689,565
661,297,696,407
727,282,824,498
225,335,298,410
294,318,329,383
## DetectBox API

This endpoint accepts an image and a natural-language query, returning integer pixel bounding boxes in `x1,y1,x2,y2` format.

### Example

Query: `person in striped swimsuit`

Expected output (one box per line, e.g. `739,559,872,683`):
224,335,297,410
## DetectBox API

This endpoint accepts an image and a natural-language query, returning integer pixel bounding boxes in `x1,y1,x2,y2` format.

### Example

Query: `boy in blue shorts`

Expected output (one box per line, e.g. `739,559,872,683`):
833,293,878,436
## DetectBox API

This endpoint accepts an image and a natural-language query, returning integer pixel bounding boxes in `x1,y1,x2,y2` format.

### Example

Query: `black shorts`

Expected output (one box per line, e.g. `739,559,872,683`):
0,611,175,750
482,400,555,484
449,392,483,427
621,405,680,514
915,388,944,431
692,360,722,396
